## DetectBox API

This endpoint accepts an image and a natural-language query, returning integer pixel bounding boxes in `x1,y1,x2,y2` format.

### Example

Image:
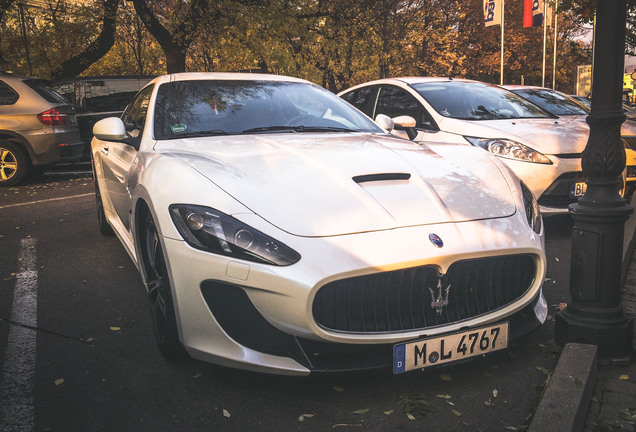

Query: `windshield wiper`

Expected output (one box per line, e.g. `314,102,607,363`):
243,126,295,133
175,130,229,137
291,126,357,133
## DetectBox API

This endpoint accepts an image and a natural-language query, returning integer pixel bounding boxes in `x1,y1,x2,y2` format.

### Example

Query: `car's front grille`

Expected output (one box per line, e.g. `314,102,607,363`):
312,254,537,333
623,136,636,151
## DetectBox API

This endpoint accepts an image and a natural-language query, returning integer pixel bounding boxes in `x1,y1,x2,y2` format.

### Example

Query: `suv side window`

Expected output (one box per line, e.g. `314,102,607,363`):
0,80,19,105
340,86,377,117
375,85,438,131
121,85,153,136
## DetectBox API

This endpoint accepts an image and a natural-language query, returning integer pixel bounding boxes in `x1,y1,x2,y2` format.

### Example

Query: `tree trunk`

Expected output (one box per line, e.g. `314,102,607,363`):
50,0,121,79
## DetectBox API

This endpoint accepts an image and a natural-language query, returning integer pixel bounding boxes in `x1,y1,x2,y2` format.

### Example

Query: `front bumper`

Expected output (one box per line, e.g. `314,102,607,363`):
158,213,546,375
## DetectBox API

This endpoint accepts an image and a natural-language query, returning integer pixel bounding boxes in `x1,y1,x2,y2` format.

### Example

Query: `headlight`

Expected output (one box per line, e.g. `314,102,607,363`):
465,137,552,164
521,182,542,234
170,204,301,266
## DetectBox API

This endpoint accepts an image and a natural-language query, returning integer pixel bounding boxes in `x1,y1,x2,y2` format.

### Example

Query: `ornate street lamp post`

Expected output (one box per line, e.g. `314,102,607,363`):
554,0,634,361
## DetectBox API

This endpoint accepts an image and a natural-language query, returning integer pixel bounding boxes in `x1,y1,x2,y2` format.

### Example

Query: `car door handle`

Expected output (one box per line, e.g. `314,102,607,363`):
101,147,109,155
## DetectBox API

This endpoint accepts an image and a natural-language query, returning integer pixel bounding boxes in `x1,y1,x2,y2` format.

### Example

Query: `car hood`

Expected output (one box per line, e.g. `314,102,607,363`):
155,133,517,237
437,117,590,155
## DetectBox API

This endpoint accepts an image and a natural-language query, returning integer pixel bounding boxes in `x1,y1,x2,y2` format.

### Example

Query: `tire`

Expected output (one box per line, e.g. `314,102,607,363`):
0,141,29,186
141,210,188,361
94,182,115,236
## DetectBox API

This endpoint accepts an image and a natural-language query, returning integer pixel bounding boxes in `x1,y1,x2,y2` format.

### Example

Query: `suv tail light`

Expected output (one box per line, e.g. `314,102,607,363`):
38,108,68,126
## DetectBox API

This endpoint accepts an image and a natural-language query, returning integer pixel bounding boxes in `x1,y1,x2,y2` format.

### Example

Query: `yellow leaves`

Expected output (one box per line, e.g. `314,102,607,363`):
54,378,64,385
332,386,344,392
109,326,121,331
619,374,630,381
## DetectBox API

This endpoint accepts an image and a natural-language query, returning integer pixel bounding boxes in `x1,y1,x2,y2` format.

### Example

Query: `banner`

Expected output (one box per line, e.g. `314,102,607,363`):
524,0,544,27
483,0,502,27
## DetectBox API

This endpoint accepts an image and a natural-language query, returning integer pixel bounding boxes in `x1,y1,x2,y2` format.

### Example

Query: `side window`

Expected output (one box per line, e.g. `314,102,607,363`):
121,85,153,136
0,80,19,105
341,86,377,117
375,85,437,131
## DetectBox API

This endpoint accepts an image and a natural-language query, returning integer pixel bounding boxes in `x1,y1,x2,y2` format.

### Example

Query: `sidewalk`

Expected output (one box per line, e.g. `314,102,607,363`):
529,200,636,432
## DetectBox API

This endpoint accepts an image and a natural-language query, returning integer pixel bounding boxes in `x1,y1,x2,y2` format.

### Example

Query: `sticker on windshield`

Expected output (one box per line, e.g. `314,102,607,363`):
171,124,187,133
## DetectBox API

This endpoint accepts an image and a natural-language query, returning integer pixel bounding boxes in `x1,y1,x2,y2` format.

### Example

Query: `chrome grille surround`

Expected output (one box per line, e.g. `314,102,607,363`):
312,254,537,333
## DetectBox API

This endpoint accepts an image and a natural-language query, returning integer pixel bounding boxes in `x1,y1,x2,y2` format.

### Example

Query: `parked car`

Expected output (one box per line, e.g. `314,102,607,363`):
51,76,153,159
92,72,547,375
0,72,83,186
503,85,636,200
339,77,596,215
570,94,636,120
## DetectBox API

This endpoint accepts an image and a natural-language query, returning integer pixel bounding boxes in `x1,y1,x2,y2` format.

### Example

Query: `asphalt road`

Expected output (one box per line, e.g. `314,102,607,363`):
0,164,574,432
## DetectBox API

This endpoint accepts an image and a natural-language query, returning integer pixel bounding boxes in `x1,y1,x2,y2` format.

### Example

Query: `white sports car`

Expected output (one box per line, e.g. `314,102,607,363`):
91,72,547,375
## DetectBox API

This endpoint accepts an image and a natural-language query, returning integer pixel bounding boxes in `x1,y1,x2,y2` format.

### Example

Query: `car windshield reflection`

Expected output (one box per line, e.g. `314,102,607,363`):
411,81,552,121
153,80,382,140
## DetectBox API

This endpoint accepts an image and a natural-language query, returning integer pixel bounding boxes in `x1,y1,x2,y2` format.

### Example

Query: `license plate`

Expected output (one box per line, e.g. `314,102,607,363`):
393,322,509,374
570,181,587,197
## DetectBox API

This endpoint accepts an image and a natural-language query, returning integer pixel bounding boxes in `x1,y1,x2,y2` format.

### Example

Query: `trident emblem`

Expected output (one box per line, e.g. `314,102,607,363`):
428,279,451,315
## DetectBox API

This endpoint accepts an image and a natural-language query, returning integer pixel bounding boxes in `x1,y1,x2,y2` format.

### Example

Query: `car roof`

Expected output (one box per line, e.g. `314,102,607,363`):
150,72,310,86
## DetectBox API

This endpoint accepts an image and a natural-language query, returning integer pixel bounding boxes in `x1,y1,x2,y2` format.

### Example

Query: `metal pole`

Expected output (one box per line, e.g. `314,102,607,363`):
555,0,634,362
542,0,547,87
552,0,558,89
500,0,504,85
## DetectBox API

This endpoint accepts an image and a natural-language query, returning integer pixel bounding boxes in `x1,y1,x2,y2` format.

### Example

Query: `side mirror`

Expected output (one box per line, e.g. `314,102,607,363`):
374,114,394,131
392,115,416,128
393,115,418,140
93,117,128,141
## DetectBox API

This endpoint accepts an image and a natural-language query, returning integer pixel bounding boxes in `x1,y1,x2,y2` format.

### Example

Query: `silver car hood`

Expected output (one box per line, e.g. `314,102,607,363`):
156,133,517,237
438,117,591,155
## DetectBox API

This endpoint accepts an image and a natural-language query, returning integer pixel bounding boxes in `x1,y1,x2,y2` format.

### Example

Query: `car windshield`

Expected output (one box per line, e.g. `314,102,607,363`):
410,81,551,120
512,89,589,116
153,80,383,140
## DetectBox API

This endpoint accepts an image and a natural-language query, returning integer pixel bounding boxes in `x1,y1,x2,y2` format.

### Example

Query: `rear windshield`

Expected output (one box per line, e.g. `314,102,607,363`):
411,81,551,120
23,79,69,104
153,80,382,140
512,89,589,116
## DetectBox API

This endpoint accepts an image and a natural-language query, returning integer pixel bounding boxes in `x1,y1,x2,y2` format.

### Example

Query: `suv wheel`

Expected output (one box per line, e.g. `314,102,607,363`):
0,141,29,186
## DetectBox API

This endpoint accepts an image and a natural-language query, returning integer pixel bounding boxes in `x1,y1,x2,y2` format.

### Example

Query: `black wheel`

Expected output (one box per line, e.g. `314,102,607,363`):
0,141,29,186
94,182,115,236
142,211,188,361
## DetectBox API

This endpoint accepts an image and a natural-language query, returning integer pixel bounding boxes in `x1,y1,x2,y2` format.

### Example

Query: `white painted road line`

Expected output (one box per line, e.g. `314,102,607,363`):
0,238,38,431
0,193,94,210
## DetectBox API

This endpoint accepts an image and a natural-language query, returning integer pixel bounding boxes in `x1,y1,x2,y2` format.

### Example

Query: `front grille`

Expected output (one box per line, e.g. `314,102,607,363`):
312,254,536,333
623,136,636,151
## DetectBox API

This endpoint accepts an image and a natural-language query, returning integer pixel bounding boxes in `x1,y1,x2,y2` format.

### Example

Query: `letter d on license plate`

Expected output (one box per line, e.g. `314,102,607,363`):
393,322,509,373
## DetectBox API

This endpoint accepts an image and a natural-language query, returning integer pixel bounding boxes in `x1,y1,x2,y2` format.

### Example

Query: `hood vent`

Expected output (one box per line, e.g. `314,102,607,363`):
353,173,411,184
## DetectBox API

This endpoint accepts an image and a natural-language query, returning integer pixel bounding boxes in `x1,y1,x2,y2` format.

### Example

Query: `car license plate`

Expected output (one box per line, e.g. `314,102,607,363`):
570,181,587,197
393,322,509,374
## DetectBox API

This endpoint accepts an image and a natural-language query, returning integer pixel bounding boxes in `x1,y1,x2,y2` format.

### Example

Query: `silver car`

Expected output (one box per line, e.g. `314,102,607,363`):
0,72,83,186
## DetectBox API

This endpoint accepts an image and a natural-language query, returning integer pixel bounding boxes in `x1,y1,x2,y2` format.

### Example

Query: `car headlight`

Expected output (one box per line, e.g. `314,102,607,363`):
465,137,552,164
520,182,542,234
170,204,300,266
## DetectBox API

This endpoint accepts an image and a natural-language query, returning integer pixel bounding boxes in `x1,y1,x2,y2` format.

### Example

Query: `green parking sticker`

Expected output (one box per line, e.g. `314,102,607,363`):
171,124,187,133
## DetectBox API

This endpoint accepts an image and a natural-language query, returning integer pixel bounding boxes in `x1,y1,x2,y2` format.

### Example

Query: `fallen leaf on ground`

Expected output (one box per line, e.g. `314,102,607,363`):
110,327,121,331
54,378,64,385
350,408,369,415
383,410,394,415
619,374,630,380
223,409,230,418
436,394,452,399
332,386,344,392
439,373,452,381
